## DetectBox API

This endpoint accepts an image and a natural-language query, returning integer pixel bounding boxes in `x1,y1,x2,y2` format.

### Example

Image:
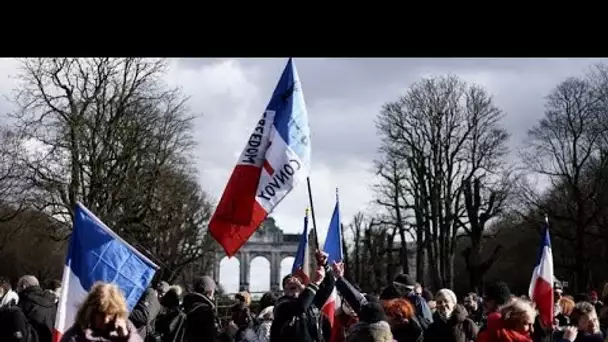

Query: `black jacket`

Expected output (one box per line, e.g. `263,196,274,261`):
270,264,336,342
130,288,162,340
424,306,478,342
18,285,57,342
182,292,221,342
0,306,36,342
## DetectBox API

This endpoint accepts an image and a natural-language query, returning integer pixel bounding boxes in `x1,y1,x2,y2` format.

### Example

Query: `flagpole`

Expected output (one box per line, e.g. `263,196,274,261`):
306,177,320,248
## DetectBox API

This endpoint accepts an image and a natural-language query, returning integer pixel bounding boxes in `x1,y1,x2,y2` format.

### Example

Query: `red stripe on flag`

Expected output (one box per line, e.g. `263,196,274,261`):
209,198,268,257
263,160,274,175
533,277,554,327
53,329,63,342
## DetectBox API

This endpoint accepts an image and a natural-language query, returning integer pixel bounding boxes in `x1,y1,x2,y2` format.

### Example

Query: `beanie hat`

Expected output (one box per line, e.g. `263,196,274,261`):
485,282,511,305
157,281,170,294
436,288,457,306
359,301,387,324
194,275,216,293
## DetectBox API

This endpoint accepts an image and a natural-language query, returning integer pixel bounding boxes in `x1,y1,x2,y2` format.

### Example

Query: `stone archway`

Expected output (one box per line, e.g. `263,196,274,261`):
212,219,299,292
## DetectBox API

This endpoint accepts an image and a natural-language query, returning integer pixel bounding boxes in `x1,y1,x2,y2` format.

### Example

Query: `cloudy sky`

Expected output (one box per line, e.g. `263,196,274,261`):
0,58,605,293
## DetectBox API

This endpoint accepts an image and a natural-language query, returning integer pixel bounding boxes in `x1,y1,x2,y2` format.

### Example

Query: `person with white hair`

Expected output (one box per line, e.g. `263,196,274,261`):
17,275,57,342
424,289,478,342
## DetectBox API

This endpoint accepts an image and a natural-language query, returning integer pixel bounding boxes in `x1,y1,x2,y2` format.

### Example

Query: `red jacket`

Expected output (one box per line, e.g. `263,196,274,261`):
476,312,533,342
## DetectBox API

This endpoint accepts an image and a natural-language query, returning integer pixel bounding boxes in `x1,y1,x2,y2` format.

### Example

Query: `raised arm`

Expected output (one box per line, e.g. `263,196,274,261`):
332,262,367,314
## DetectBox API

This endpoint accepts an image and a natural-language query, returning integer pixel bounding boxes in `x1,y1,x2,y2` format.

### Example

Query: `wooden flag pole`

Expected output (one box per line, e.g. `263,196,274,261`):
306,177,320,249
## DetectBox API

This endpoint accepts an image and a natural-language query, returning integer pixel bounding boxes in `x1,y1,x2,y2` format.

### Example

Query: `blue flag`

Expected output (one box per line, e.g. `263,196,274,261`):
324,190,343,264
55,203,159,337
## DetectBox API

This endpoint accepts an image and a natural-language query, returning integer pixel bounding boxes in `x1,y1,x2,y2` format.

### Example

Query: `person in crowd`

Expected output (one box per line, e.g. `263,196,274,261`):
379,273,433,330
588,291,602,315
130,287,162,341
270,250,335,342
154,285,186,342
17,275,57,342
555,296,575,328
480,282,512,333
476,297,536,342
59,282,142,342
0,278,19,307
254,291,277,342
422,289,437,314
0,302,35,342
255,300,274,342
229,301,257,342
258,292,277,314
425,289,478,342
182,275,222,342
554,302,604,342
156,281,170,300
346,299,393,342
415,283,423,296
236,291,252,307
464,293,484,326
331,262,363,342
44,279,61,304
382,298,423,342
598,282,608,331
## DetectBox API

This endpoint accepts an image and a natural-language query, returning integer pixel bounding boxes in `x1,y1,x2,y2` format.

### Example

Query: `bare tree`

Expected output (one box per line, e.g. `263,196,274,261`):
373,156,413,277
376,75,511,289
8,58,211,278
0,127,29,222
521,73,608,291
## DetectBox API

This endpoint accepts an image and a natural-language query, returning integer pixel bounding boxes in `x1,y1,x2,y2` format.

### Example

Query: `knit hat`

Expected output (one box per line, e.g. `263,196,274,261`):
359,301,387,324
436,288,457,306
193,275,216,293
484,282,511,305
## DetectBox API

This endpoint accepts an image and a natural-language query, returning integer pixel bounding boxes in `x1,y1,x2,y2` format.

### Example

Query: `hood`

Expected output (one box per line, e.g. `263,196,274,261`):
485,312,533,342
258,305,274,321
0,289,19,307
347,321,393,342
21,286,56,308
182,292,214,313
450,304,468,323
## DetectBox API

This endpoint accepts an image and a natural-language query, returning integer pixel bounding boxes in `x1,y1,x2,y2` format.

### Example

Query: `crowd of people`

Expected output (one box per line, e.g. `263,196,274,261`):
1,250,608,342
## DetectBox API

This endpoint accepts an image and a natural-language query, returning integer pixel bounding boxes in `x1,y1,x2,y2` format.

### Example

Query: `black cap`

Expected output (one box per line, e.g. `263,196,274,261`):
485,282,511,305
359,301,387,323
394,274,416,287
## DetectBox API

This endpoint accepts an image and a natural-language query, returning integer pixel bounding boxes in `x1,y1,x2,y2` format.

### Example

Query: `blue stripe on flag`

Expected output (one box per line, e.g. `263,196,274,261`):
69,203,158,311
292,214,309,274
324,196,343,264
266,58,311,168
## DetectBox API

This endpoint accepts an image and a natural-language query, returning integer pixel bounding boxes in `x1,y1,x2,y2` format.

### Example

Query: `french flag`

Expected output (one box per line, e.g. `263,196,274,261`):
53,203,158,342
528,217,554,328
209,58,312,257
323,189,342,327
292,208,311,284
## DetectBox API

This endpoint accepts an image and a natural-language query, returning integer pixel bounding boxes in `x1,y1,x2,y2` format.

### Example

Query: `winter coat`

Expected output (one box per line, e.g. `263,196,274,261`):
255,306,274,342
18,285,57,342
155,307,186,342
130,288,162,341
0,306,36,342
553,330,604,342
181,292,221,342
475,312,532,342
270,264,336,342
59,320,143,342
346,321,393,342
424,305,478,342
